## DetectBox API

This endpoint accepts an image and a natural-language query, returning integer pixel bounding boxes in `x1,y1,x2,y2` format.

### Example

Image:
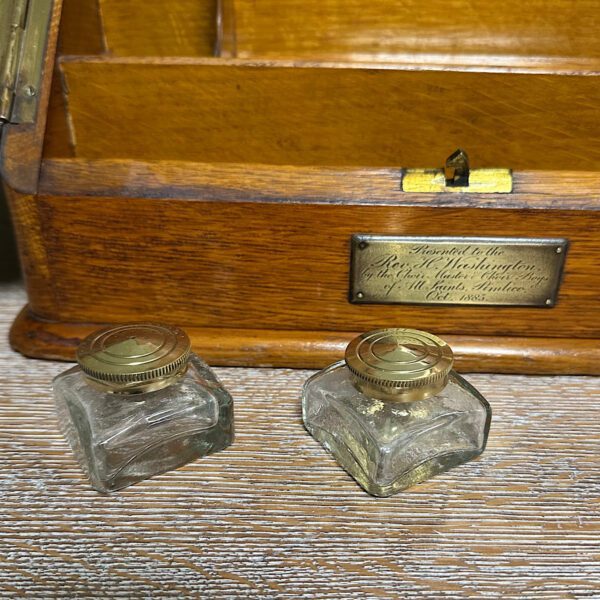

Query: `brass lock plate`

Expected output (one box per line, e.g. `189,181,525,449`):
402,168,513,193
402,149,513,193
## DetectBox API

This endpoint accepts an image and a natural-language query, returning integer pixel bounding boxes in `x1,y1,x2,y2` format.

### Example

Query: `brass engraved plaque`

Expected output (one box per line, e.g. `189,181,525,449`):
350,236,568,306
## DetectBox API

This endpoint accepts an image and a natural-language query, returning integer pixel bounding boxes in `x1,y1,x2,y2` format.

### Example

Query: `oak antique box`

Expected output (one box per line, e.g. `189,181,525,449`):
1,0,599,374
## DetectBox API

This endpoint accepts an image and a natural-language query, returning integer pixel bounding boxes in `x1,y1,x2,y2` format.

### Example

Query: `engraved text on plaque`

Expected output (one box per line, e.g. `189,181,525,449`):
350,236,567,306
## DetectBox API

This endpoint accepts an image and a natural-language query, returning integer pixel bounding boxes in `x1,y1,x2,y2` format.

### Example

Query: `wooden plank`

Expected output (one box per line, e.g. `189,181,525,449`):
10,305,600,374
58,58,600,170
0,283,599,597
99,0,217,57
220,0,600,61
57,0,105,55
13,192,600,338
40,158,600,206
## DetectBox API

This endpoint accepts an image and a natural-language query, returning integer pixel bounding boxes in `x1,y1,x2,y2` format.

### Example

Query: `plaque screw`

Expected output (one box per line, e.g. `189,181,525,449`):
356,292,364,299
359,242,368,250
545,299,552,305
23,85,36,97
556,247,562,254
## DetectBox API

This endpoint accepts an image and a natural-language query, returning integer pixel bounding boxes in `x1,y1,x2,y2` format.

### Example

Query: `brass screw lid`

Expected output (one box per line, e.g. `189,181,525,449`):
77,323,191,393
345,328,454,402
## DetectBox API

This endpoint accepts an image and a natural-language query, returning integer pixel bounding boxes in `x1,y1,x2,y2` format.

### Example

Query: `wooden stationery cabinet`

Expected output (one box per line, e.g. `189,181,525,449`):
1,0,599,373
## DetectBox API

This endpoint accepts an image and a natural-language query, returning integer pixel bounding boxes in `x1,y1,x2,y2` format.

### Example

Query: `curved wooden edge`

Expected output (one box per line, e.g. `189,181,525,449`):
9,305,600,374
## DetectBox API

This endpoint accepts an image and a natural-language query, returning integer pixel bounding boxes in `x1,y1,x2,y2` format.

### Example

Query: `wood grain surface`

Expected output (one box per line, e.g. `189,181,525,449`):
54,0,217,57
99,0,217,57
15,193,599,338
10,159,600,370
56,58,600,171
38,159,600,206
10,305,600,375
219,0,600,62
0,284,599,598
57,0,105,56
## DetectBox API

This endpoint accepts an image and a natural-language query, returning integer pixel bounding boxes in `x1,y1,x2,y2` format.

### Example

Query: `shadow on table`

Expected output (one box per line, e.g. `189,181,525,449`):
0,186,21,282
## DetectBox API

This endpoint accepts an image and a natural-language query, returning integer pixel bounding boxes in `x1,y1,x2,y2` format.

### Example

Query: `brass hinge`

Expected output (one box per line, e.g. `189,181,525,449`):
0,0,52,127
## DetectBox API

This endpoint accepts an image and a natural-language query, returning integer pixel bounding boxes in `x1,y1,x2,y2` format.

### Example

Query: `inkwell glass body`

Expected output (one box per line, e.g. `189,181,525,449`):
53,323,234,492
302,328,491,496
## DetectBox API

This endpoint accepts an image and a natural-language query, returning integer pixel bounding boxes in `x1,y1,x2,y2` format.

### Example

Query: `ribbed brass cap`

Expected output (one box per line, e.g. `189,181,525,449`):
77,323,191,393
345,328,453,402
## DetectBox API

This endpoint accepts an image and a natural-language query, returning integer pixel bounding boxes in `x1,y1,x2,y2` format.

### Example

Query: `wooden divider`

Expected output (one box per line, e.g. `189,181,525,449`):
55,57,600,170
219,0,600,61
56,0,217,57
100,0,217,57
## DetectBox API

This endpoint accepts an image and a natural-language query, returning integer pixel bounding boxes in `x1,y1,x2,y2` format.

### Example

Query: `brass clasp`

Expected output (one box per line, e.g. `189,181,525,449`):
444,148,470,187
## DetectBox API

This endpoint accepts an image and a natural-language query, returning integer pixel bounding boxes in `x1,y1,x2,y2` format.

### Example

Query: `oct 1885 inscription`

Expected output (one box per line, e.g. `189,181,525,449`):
350,236,568,307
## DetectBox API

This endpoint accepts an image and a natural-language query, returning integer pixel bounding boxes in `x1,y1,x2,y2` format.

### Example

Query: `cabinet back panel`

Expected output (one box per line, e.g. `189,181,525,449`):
221,0,600,61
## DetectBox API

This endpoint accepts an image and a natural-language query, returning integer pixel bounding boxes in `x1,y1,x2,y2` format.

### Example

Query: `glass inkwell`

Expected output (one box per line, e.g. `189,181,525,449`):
53,323,234,492
302,328,491,496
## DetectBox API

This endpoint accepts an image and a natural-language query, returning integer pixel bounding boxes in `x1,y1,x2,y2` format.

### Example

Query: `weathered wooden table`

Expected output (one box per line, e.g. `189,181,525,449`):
0,283,598,598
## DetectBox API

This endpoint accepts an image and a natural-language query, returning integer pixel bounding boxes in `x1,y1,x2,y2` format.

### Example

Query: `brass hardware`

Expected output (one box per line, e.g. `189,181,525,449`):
77,323,192,394
0,0,52,126
402,149,512,193
444,148,470,187
345,329,454,403
350,235,567,306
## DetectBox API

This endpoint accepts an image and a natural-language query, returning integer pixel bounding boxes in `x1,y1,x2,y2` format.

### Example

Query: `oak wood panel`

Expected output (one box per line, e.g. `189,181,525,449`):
219,0,600,61
99,0,217,57
41,70,74,159
40,158,600,207
1,284,599,598
57,0,105,55
0,0,62,193
3,190,56,316
10,305,600,374
18,193,599,339
58,58,600,170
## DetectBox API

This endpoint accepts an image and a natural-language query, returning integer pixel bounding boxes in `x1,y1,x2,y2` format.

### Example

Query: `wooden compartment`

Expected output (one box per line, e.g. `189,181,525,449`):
218,0,600,66
2,0,599,373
